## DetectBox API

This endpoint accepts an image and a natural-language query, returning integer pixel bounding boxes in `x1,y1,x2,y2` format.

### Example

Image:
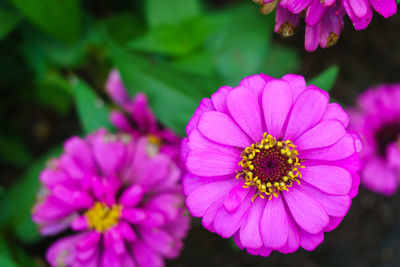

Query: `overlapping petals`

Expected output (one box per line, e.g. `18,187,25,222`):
33,129,189,267
182,74,361,256
253,0,397,51
348,85,400,195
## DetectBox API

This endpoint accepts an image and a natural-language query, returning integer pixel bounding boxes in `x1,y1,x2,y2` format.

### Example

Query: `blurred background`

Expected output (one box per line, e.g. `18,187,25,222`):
0,0,399,266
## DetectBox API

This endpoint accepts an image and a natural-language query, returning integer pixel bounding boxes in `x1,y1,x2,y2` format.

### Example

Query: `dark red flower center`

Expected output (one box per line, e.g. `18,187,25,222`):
375,121,400,156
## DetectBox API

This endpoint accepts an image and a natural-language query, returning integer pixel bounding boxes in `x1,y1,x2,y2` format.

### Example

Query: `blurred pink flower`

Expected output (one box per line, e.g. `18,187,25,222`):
349,85,400,196
253,0,397,51
33,129,189,267
106,70,181,164
182,74,362,256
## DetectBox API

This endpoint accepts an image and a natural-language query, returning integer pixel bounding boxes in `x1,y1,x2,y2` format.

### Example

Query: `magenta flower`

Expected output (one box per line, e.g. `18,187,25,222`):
106,70,181,163
182,74,362,256
252,0,397,51
32,129,189,266
348,85,400,196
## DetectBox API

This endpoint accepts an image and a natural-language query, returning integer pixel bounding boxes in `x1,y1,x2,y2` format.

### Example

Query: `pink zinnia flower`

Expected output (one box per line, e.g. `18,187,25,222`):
32,129,189,266
182,74,362,256
252,0,397,51
348,85,400,196
106,70,181,163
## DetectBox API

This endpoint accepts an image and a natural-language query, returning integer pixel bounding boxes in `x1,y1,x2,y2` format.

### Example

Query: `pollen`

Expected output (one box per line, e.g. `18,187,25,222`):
237,133,304,201
85,202,122,233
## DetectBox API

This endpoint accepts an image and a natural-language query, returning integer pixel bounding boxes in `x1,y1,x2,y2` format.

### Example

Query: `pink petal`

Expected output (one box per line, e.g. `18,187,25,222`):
186,180,237,217
299,228,324,251
361,157,398,196
186,98,215,135
301,165,352,195
211,86,232,114
278,215,300,254
284,186,329,233
227,86,264,142
182,173,230,196
120,185,144,207
296,120,346,151
370,0,397,18
262,79,293,139
239,198,265,249
300,182,351,217
284,89,328,140
239,74,268,99
260,196,289,249
186,150,240,177
281,74,307,100
198,111,252,148
322,103,349,127
224,183,250,212
132,241,165,267
212,192,253,238
348,0,369,18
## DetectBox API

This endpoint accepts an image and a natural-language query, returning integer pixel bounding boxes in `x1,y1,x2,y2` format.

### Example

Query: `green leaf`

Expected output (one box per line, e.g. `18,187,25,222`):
309,65,339,92
129,16,219,57
103,12,145,45
260,45,300,78
0,146,62,243
206,4,274,86
109,42,200,136
0,254,18,267
146,0,201,28
0,135,32,166
7,0,82,43
0,7,20,41
72,78,113,134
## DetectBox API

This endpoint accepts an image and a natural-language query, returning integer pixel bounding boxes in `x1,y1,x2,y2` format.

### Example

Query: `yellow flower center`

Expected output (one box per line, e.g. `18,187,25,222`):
236,133,304,200
85,202,122,233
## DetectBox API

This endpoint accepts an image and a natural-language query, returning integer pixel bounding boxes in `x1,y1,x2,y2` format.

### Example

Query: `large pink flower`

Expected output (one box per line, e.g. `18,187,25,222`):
32,129,189,267
182,74,362,256
106,70,181,164
252,0,397,51
348,85,400,196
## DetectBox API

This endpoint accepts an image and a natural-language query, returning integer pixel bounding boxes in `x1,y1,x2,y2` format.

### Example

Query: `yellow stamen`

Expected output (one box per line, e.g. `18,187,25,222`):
85,202,122,233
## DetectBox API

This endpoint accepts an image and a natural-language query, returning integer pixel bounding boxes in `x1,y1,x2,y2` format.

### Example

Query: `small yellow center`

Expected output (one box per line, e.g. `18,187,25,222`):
84,202,122,233
236,133,304,200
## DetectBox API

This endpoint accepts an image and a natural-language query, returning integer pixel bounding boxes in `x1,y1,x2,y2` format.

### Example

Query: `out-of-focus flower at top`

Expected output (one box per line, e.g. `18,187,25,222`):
106,70,181,163
32,129,189,267
252,0,397,52
182,74,362,256
349,85,400,196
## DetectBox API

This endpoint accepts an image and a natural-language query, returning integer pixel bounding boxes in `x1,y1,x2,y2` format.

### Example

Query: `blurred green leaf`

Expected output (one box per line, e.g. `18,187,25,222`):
0,135,32,167
129,16,219,57
206,4,273,85
73,78,113,134
0,254,18,267
0,7,20,41
0,146,62,243
103,12,145,45
109,42,200,136
8,0,82,43
171,50,216,76
309,65,339,92
260,45,300,78
146,0,201,28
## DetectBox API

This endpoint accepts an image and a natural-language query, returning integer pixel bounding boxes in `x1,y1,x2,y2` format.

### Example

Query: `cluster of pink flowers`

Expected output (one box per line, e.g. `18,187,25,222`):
252,0,397,51
182,74,362,255
106,70,182,165
32,129,189,267
349,85,400,196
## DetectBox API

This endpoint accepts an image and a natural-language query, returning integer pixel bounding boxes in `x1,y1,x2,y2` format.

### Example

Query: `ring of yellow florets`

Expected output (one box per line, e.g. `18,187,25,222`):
85,202,122,233
236,133,304,201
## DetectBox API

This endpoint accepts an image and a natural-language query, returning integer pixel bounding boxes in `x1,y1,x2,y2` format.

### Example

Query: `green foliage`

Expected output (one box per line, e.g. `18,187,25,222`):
7,0,82,43
0,146,62,244
309,65,339,92
0,135,32,167
73,78,113,134
146,0,201,28
0,7,20,41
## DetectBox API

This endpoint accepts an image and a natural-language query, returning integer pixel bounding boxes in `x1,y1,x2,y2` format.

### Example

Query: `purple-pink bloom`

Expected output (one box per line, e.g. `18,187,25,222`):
106,70,181,164
348,85,400,196
182,74,362,256
32,129,189,267
253,0,397,51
